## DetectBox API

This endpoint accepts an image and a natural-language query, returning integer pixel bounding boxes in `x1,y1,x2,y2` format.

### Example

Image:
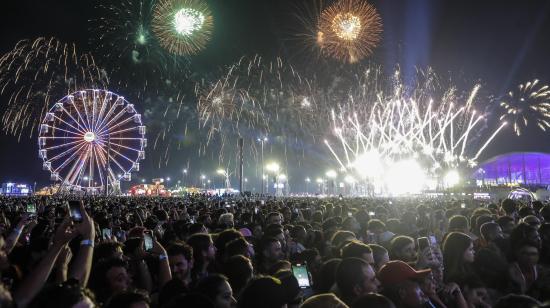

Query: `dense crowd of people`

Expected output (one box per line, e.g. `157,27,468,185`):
0,194,549,308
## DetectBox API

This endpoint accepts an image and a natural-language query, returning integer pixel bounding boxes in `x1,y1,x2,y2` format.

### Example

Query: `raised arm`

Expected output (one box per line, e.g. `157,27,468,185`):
69,201,95,287
13,217,76,308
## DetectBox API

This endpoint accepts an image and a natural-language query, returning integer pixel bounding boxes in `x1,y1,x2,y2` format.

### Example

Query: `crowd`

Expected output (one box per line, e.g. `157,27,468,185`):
0,194,549,308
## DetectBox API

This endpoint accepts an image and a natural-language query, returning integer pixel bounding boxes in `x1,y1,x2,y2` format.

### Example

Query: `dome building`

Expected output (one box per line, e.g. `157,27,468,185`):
472,152,550,186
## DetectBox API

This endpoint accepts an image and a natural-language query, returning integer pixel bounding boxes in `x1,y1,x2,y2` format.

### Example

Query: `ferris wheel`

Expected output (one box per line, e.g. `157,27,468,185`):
38,89,146,194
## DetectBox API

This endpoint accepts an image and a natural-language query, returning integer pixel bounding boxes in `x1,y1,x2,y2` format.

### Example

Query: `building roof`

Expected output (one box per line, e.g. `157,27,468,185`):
473,152,550,185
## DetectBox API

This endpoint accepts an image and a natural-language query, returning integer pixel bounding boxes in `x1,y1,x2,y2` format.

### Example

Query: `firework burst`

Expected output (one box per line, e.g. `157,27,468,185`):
324,68,506,194
152,0,213,56
0,37,108,139
499,79,550,136
317,0,382,63
90,0,191,94
196,55,328,168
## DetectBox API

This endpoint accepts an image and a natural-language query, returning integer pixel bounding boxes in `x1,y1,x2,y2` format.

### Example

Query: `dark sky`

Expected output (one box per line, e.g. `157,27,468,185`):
1,0,550,190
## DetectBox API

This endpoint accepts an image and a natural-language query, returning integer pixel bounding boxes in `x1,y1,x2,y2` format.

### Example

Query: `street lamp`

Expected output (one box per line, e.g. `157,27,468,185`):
305,177,311,195
326,170,337,195
265,162,280,194
182,169,188,187
217,169,231,190
276,174,287,197
316,178,323,194
200,175,206,188
244,178,248,191
257,137,268,195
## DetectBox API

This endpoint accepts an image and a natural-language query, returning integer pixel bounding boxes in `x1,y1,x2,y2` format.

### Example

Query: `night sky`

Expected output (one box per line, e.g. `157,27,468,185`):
1,0,550,191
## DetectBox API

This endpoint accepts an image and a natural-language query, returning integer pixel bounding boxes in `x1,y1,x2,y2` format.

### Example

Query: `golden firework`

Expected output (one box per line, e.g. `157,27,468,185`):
152,0,213,56
317,0,382,63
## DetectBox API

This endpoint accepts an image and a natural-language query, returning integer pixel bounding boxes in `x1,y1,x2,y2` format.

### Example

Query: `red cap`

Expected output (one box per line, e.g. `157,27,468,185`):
378,261,431,286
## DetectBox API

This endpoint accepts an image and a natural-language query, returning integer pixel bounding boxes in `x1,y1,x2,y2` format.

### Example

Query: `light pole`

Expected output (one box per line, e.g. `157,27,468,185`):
257,137,268,195
244,178,248,191
200,175,206,189
182,168,188,187
217,169,231,190
326,170,337,195
276,174,287,197
316,178,323,194
266,162,280,195
305,177,311,196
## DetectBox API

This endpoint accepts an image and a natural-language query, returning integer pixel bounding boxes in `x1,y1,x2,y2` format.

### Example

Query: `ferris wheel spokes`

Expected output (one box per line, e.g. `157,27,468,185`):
67,95,92,132
98,114,141,137
47,141,87,165
39,89,146,193
96,107,133,137
57,104,88,133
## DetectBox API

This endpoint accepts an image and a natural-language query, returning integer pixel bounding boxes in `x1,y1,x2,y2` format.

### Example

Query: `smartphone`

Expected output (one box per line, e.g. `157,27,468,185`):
368,211,375,216
429,235,437,246
417,237,431,252
26,204,36,214
144,231,153,252
460,203,466,209
102,228,112,240
254,207,258,215
260,200,265,205
347,212,352,217
68,201,83,222
291,264,311,288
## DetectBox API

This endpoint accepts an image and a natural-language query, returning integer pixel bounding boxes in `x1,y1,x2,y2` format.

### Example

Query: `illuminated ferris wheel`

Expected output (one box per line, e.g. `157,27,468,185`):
38,89,146,194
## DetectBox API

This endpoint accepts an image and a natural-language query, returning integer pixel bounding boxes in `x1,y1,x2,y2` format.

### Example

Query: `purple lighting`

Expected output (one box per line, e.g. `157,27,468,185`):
473,152,550,186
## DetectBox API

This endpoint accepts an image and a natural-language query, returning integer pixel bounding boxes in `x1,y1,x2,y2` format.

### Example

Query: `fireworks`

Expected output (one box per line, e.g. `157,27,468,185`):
91,0,191,91
324,68,506,195
0,37,107,139
317,0,382,63
152,0,213,56
196,55,328,167
499,79,550,136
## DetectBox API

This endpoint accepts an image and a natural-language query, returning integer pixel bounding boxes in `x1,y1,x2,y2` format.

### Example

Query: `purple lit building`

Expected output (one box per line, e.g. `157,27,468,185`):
472,152,550,186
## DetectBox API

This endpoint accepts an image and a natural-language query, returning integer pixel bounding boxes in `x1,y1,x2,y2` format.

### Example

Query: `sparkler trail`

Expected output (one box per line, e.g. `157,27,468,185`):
0,37,108,140
324,67,504,194
197,55,329,165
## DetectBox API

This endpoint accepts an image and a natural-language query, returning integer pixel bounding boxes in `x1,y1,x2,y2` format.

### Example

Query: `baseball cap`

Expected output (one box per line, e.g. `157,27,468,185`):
378,260,431,286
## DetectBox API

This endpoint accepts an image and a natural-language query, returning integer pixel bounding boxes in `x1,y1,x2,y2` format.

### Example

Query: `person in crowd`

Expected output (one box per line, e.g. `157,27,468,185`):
3,193,550,308
194,274,237,308
389,236,416,263
238,276,287,308
335,257,379,305
367,219,395,245
368,243,390,272
105,291,150,308
300,293,349,308
187,233,216,283
256,237,284,274
223,255,254,296
378,260,430,308
474,222,509,292
442,232,476,284
500,199,519,222
351,293,395,308
341,241,374,264
167,242,193,287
